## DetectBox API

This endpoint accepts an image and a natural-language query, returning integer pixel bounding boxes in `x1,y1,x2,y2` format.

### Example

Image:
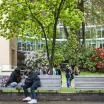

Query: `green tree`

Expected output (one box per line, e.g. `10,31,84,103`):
85,0,104,25
79,47,97,72
64,31,80,66
85,0,104,40
54,43,65,66
77,0,85,46
77,0,104,46
0,0,83,73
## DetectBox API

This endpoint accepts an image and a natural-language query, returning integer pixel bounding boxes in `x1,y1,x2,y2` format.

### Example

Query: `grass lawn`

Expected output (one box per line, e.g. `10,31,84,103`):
80,71,104,76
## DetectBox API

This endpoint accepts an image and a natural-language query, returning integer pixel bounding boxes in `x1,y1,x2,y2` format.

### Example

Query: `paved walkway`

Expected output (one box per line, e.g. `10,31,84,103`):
0,101,104,104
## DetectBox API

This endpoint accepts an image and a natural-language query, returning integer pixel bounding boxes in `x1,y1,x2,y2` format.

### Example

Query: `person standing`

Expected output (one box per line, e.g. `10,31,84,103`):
65,65,72,88
74,65,80,75
55,65,61,75
22,68,41,104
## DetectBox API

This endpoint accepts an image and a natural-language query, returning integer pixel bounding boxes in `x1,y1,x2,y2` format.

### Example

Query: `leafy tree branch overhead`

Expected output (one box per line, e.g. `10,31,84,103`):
0,0,83,73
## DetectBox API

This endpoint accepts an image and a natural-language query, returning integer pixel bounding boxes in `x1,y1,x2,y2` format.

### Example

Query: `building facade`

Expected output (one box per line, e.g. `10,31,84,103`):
0,37,17,75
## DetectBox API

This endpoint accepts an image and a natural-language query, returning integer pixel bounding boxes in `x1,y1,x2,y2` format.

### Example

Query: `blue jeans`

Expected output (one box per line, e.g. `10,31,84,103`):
10,82,18,87
66,78,71,88
31,86,37,99
9,82,23,87
23,85,37,99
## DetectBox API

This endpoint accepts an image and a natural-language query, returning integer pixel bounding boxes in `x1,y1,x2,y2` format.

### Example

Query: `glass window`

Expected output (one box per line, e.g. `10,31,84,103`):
22,43,26,51
27,43,31,51
103,44,104,48
91,44,96,48
102,30,104,37
18,42,22,50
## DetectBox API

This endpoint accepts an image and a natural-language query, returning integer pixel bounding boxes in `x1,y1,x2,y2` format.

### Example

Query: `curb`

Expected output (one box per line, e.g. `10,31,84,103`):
0,92,104,101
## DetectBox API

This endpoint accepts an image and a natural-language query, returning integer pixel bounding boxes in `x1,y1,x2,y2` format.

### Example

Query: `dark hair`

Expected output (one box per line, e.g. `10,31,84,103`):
15,67,20,74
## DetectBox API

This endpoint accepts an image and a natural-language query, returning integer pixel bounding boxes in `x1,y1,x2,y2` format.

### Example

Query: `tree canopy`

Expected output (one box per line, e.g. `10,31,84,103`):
0,0,83,72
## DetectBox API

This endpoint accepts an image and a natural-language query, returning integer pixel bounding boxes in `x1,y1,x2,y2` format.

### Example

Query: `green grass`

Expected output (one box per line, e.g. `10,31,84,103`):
3,88,104,93
80,71,104,76
60,88,104,93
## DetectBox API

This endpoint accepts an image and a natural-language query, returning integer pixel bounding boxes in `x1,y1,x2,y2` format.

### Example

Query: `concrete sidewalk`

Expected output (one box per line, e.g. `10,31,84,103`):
0,101,104,104
0,92,104,101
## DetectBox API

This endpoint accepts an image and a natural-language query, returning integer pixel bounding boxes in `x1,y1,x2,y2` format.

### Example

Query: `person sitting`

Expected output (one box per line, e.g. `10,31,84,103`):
5,67,21,87
22,68,41,104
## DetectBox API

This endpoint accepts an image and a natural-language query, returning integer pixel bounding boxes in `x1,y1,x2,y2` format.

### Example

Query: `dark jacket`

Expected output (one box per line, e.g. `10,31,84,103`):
65,68,72,79
25,71,41,88
5,68,21,87
55,68,61,75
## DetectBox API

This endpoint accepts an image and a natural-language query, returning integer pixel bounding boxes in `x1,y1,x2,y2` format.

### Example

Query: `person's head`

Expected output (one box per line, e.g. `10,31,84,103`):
54,64,57,68
15,67,20,74
57,65,60,69
27,67,33,72
66,64,69,68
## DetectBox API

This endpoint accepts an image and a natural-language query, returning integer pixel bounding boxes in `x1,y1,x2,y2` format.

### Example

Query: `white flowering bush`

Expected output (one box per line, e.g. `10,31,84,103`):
24,51,48,69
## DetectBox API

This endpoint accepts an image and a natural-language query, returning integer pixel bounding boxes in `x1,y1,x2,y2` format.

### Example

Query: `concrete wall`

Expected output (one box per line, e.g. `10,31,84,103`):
0,37,17,75
0,37,10,65
9,38,17,68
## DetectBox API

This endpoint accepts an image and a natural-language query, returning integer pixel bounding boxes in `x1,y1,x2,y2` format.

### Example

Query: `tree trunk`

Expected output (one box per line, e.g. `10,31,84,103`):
78,0,86,46
81,22,85,46
50,23,57,74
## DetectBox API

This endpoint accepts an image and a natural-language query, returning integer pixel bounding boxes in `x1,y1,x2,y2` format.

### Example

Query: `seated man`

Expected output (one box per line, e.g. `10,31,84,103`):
5,67,22,87
22,68,41,104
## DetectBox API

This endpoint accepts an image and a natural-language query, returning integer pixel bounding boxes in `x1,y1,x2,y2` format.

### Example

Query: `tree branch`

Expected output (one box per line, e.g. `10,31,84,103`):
50,0,65,67
25,0,50,63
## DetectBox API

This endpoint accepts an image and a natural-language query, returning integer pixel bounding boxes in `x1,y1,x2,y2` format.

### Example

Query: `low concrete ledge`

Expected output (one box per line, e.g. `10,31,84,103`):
0,92,104,101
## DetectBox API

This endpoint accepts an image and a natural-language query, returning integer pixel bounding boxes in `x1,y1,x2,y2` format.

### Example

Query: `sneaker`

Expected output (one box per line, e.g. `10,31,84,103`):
27,99,37,104
23,97,31,101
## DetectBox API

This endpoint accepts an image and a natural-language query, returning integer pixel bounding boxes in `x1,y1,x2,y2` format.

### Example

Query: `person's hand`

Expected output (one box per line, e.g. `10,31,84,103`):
4,84,8,87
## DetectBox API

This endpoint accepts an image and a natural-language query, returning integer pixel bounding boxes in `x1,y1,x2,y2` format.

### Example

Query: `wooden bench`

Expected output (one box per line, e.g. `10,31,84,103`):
0,75,62,92
74,76,104,90
38,75,62,91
